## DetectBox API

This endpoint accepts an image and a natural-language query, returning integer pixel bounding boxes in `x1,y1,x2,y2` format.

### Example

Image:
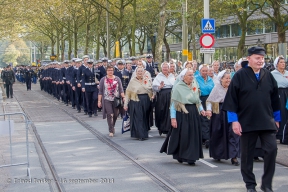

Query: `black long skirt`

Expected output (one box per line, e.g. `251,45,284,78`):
128,94,151,139
278,88,288,143
200,95,211,141
160,104,204,162
155,88,172,135
209,103,240,160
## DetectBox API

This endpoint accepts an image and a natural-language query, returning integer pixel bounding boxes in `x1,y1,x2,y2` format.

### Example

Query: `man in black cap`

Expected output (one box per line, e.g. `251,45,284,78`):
99,57,108,79
223,47,280,192
2,65,15,98
24,66,35,91
145,54,159,79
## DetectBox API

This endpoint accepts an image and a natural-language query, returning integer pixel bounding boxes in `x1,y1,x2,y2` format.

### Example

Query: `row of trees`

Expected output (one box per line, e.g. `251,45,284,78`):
0,0,287,64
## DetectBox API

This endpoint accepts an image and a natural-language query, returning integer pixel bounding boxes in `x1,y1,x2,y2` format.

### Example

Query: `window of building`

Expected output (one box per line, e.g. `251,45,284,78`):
231,24,241,37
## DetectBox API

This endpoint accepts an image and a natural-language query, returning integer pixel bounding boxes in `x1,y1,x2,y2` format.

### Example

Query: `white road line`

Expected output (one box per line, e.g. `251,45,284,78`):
199,159,218,168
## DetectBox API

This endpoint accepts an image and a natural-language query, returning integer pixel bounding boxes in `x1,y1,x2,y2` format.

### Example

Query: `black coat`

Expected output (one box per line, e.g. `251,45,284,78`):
222,67,280,133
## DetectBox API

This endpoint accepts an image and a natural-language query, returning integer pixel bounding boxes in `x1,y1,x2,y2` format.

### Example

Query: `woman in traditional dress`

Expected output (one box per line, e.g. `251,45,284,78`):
195,64,215,148
153,62,175,135
271,56,288,144
160,69,205,165
207,66,218,84
206,70,240,165
169,62,178,77
98,65,125,137
124,67,154,140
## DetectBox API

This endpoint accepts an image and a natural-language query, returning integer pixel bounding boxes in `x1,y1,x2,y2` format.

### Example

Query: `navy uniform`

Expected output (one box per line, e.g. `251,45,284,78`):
145,54,159,79
114,60,130,92
61,61,69,105
99,57,108,80
130,56,137,71
72,59,83,112
24,67,35,90
2,66,15,98
67,58,77,108
81,59,99,117
78,56,89,115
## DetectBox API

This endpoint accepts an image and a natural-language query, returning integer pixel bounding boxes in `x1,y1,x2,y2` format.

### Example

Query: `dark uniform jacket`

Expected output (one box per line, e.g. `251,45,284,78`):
145,62,159,78
114,68,131,91
98,65,107,80
222,67,280,133
81,67,97,92
3,70,15,84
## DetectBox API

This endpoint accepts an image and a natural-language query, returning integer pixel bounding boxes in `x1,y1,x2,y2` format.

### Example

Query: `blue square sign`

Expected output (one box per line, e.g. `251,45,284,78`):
201,19,215,33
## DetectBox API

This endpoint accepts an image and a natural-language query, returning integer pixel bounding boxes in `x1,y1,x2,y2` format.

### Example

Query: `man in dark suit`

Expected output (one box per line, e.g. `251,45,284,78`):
24,66,35,91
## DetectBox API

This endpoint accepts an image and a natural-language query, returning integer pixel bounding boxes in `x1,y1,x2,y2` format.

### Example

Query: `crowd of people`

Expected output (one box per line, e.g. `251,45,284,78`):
6,46,288,192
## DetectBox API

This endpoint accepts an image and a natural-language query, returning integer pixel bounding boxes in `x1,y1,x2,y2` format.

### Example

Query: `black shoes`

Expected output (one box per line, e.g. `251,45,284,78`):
77,110,81,113
177,159,183,164
188,161,196,166
139,138,144,141
231,158,239,166
260,186,273,192
205,140,209,149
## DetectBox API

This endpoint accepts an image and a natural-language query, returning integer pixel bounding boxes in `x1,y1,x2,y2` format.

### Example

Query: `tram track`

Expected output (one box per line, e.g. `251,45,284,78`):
14,86,180,192
14,92,66,192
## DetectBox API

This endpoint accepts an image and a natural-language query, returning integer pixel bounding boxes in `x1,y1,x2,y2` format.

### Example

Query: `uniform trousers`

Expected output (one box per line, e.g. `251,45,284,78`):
240,130,277,190
85,89,98,115
26,78,31,90
75,87,82,111
62,83,69,104
82,92,88,112
69,85,75,107
5,83,13,98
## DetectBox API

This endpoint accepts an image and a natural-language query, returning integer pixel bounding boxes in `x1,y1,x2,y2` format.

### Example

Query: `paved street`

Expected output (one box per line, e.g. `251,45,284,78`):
0,83,288,192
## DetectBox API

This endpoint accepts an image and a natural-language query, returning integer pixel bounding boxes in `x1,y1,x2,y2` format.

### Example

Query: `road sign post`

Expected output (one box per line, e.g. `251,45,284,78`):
203,0,212,65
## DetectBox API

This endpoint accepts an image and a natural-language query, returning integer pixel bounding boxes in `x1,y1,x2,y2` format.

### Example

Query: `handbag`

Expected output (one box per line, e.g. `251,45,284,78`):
114,97,123,108
122,112,130,133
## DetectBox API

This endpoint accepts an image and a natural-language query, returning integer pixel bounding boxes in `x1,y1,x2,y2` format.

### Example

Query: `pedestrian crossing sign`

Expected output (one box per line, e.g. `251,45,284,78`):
201,19,215,33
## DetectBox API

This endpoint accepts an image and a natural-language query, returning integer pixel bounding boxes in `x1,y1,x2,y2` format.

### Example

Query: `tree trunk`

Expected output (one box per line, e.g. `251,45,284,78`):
96,14,101,60
56,30,60,60
154,0,168,63
237,24,247,58
128,34,132,56
163,36,170,61
277,25,286,43
73,19,78,58
61,29,65,61
84,22,90,55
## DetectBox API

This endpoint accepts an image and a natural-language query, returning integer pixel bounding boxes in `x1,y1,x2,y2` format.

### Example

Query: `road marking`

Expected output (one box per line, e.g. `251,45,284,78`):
199,159,218,168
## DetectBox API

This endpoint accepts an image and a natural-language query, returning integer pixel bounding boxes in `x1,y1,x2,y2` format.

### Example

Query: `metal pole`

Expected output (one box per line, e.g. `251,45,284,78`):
34,46,36,63
203,0,211,64
106,0,110,59
8,115,12,164
182,0,188,62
